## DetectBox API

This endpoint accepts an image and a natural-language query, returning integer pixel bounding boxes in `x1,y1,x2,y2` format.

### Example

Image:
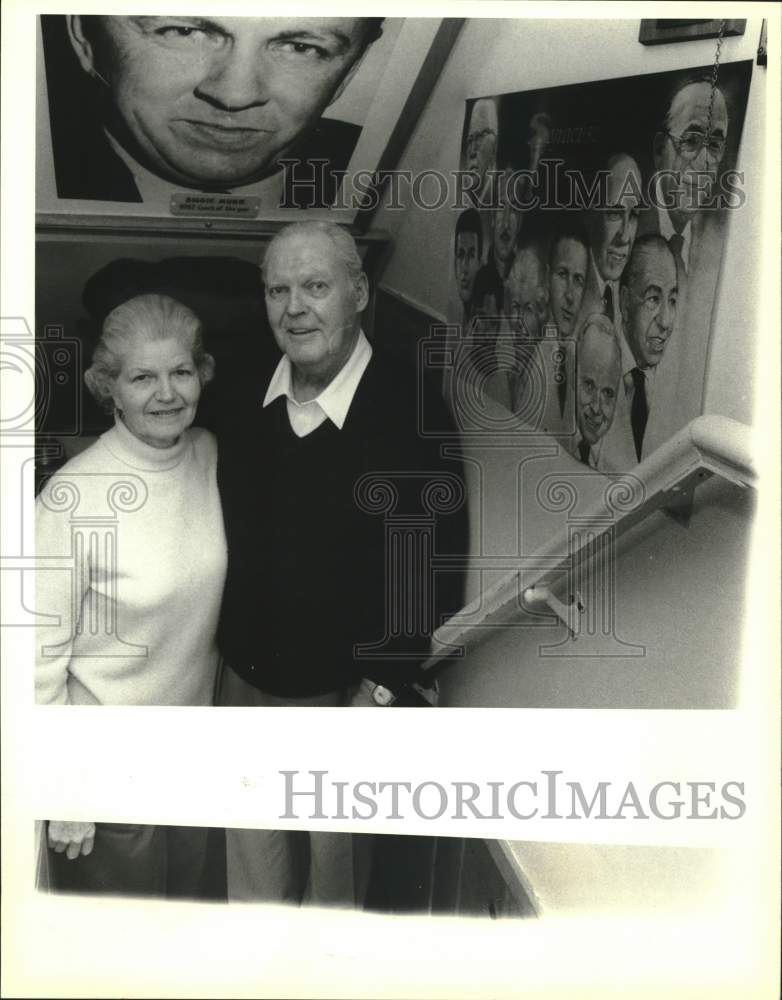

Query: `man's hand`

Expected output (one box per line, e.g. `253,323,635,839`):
348,681,382,707
48,820,96,860
348,679,438,707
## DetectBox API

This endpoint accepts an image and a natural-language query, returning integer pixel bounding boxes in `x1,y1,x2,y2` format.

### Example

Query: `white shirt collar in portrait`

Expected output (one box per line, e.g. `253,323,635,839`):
654,175,692,270
263,329,373,438
106,130,285,210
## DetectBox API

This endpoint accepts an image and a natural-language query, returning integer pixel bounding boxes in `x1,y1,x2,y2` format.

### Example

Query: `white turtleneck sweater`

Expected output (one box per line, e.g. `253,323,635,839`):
35,419,227,706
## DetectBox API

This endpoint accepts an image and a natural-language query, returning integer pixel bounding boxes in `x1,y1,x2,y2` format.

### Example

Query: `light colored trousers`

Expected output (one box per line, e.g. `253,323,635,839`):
218,663,371,907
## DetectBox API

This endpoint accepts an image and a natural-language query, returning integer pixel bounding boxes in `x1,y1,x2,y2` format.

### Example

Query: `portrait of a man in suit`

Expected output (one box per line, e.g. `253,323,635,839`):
649,76,729,279
572,315,621,469
599,234,679,467
42,15,383,206
581,153,643,331
453,208,483,326
547,229,588,338
462,97,498,206
504,241,548,416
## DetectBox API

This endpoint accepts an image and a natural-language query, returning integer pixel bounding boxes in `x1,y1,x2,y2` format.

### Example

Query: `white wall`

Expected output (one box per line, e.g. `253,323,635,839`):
374,15,770,429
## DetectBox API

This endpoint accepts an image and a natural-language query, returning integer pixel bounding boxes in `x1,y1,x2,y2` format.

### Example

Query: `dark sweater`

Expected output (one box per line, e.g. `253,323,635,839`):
216,349,468,697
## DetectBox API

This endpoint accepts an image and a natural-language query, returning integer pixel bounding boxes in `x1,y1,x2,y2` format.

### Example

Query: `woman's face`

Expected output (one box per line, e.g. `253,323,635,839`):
110,335,201,448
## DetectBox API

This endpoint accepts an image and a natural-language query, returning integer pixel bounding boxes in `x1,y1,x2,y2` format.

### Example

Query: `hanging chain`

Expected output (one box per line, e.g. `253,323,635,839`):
707,19,727,134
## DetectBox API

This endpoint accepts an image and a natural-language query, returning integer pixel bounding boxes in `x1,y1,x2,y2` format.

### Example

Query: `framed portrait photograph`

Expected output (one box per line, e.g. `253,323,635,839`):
36,15,456,225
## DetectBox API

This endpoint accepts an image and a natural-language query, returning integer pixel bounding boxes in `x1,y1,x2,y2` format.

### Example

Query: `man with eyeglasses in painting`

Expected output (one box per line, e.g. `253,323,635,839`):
648,76,729,282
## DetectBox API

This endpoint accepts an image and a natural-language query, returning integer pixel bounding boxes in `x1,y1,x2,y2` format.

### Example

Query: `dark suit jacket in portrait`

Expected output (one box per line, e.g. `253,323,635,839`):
633,200,727,456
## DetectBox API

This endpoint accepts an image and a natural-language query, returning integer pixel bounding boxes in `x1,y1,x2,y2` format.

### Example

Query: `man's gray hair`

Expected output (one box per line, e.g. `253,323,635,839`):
577,311,617,345
84,293,214,413
620,234,675,291
660,74,726,132
261,221,364,288
509,241,548,301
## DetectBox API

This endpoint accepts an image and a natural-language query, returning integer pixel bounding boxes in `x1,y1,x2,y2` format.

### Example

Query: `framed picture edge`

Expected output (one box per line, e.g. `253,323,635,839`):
36,16,464,229
638,19,747,46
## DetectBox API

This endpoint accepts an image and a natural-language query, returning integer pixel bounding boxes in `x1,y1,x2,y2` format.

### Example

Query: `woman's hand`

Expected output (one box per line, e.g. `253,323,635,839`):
47,820,96,860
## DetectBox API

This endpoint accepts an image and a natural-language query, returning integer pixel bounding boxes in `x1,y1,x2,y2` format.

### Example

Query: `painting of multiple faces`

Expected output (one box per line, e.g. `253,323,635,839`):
450,60,752,472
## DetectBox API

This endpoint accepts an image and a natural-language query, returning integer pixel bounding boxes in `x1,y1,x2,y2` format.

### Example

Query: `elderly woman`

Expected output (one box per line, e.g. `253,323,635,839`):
36,293,226,897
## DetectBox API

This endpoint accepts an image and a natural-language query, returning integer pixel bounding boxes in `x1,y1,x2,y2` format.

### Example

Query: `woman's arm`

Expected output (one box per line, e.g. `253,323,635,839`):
34,480,91,704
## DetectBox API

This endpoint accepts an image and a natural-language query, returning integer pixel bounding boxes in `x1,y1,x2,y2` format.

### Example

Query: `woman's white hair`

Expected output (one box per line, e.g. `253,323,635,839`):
84,293,214,413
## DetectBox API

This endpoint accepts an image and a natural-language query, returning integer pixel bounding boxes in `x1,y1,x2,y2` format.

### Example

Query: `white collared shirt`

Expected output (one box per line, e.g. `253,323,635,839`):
654,176,692,271
106,131,285,208
263,330,373,437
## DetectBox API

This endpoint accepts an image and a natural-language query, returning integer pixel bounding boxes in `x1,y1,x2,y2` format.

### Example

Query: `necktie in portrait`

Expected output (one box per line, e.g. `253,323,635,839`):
602,283,614,322
630,366,648,461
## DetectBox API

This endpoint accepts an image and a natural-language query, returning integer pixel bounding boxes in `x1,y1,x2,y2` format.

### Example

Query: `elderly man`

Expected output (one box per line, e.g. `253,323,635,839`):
577,153,643,333
648,76,729,278
490,167,524,283
502,241,548,419
471,166,523,324
463,97,498,206
505,243,547,341
44,15,382,205
571,315,621,469
599,234,678,469
215,221,467,905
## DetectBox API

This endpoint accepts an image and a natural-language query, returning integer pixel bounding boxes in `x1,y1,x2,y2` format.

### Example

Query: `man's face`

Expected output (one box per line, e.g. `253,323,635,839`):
549,237,587,336
589,156,641,282
655,82,729,219
620,244,678,369
454,231,480,306
577,327,620,446
464,99,497,188
72,16,371,187
264,230,367,385
505,248,546,340
493,172,522,270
